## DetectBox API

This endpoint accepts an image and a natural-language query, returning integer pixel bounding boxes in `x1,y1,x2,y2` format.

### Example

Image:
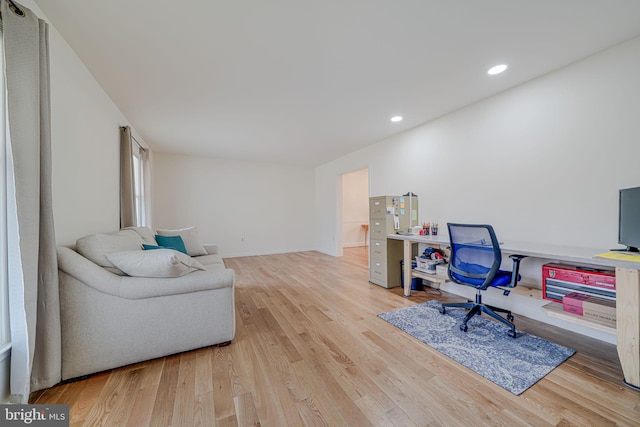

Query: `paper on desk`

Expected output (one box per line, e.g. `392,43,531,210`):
595,251,640,262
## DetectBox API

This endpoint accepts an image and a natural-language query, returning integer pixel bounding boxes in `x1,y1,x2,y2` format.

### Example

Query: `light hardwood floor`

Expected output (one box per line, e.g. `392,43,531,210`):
31,247,640,426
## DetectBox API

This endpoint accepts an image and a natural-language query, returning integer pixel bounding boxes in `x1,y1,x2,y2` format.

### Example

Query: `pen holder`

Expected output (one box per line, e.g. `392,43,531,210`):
431,226,438,236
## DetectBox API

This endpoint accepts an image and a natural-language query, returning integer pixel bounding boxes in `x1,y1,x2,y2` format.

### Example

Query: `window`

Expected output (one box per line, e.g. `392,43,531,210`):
131,142,145,227
120,126,151,229
131,138,147,227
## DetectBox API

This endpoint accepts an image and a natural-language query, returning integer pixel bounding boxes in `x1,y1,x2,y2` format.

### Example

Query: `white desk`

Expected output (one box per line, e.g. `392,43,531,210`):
388,233,640,390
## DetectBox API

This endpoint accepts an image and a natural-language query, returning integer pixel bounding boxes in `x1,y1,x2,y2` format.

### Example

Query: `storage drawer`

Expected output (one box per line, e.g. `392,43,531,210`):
370,218,384,231
370,239,387,259
369,222,388,239
369,198,387,218
370,259,387,283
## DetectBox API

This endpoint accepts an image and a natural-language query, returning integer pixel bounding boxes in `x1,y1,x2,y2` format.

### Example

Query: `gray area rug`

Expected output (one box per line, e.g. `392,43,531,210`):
378,300,575,395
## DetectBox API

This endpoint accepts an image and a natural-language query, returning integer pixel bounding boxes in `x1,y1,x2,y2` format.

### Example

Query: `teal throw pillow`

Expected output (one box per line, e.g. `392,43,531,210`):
154,234,188,255
142,244,162,250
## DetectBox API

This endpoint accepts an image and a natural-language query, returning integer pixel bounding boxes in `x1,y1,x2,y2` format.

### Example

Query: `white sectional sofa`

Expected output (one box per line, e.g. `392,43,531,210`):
56,226,235,380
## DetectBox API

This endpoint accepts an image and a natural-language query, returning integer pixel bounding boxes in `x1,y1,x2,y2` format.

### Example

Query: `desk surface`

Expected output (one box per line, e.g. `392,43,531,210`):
387,233,640,270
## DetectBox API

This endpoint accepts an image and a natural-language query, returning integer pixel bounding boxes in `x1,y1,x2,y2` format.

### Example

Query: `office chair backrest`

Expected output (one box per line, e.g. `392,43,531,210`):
447,223,502,288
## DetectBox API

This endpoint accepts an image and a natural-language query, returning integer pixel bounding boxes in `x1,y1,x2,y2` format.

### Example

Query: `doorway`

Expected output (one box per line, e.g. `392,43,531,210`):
341,168,369,252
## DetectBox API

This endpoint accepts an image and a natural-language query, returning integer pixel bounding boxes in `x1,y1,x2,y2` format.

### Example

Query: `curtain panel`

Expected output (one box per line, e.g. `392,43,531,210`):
120,126,136,228
1,0,61,402
120,126,152,228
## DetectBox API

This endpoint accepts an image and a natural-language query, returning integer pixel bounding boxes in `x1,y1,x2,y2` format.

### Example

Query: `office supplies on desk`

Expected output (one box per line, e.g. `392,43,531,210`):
420,222,430,235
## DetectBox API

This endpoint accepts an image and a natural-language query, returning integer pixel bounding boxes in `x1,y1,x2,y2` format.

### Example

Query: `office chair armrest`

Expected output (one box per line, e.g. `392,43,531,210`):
507,254,527,288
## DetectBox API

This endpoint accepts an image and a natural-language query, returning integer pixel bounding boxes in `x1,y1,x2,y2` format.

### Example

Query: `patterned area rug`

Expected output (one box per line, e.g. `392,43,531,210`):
378,300,575,395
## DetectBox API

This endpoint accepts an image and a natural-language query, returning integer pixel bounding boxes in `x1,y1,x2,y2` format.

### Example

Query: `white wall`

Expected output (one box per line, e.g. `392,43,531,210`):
153,152,315,257
316,35,640,256
20,0,147,246
342,169,369,247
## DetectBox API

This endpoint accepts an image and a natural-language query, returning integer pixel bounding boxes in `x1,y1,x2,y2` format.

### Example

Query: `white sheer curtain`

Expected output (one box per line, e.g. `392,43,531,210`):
141,145,153,227
121,125,152,228
2,0,61,402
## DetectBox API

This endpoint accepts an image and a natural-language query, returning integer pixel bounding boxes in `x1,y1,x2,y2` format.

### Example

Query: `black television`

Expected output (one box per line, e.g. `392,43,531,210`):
618,186,640,252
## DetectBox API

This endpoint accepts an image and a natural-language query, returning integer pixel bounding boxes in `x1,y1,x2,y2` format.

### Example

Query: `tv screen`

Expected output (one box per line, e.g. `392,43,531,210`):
618,186,640,252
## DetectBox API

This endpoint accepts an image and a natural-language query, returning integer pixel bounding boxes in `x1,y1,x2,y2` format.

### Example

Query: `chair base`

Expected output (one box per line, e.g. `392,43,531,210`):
440,297,520,338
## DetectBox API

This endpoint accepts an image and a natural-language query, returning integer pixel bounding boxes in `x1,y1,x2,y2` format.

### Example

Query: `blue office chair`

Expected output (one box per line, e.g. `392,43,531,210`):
439,223,527,338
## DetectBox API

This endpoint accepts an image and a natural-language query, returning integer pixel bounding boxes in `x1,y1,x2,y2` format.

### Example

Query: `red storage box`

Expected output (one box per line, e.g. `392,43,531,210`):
542,263,616,303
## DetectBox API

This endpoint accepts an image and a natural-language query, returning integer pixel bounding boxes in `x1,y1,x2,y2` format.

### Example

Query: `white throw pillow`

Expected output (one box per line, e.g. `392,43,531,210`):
106,249,207,278
155,226,208,256
76,229,145,275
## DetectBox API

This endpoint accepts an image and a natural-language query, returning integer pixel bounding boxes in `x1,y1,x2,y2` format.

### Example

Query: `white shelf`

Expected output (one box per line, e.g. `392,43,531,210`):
542,302,616,335
411,270,449,283
510,283,542,299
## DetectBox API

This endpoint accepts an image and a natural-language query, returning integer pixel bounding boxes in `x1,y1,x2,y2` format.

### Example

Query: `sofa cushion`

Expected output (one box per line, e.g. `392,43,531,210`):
105,249,206,278
154,234,188,254
195,253,225,267
123,226,157,245
156,226,208,256
76,229,145,275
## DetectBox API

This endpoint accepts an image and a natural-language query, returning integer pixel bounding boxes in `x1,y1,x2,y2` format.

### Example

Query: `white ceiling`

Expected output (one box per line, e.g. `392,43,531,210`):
34,0,640,167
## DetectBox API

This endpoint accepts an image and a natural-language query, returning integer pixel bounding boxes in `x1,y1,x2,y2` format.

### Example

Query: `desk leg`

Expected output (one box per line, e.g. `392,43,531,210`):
616,267,640,390
403,240,412,297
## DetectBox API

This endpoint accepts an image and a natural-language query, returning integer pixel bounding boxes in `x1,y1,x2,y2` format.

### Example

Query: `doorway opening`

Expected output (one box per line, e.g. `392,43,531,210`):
340,168,369,257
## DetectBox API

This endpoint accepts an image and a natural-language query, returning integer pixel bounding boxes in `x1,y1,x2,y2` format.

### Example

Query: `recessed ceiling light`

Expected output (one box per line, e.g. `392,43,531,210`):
487,64,508,75
391,116,403,122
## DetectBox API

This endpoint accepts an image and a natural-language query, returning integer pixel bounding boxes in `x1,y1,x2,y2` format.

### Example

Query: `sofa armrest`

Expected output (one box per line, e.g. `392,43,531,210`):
203,244,219,255
57,246,123,297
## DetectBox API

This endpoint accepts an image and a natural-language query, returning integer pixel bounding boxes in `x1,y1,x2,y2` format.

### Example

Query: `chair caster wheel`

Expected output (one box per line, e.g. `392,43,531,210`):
507,330,517,338
439,306,446,315
460,324,468,332
507,314,514,322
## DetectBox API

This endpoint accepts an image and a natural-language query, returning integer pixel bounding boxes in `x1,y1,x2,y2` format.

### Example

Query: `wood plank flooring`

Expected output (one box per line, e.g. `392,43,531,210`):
31,247,640,426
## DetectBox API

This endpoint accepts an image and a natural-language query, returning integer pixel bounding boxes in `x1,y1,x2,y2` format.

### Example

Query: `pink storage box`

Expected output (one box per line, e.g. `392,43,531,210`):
562,292,589,315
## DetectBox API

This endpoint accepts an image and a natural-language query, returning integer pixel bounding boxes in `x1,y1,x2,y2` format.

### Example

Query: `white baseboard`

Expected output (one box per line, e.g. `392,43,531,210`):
343,242,366,248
